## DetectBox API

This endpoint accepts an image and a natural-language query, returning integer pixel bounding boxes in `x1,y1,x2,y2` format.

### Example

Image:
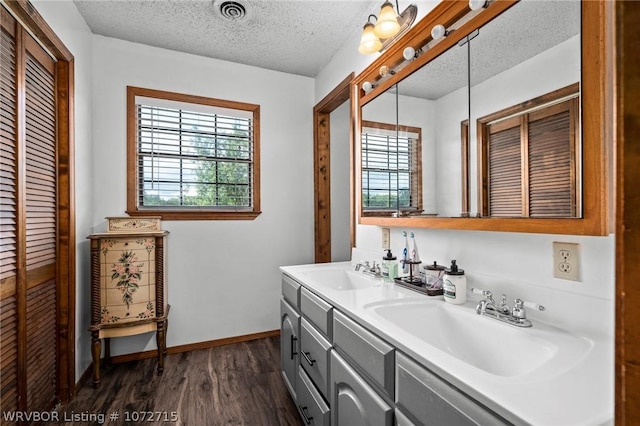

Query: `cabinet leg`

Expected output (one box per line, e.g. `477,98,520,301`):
91,332,101,388
163,320,168,357
156,320,166,376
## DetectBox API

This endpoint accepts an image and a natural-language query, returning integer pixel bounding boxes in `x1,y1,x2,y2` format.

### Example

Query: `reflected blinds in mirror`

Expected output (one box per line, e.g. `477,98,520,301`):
528,103,577,217
361,121,421,213
480,85,579,218
487,121,522,216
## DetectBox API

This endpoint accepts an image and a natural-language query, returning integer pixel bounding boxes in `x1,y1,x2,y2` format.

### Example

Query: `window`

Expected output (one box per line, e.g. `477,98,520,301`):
478,83,580,218
361,121,422,215
127,87,260,220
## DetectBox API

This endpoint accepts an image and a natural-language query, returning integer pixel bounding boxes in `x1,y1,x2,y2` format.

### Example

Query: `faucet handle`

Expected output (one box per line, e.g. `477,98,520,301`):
471,287,491,297
512,298,546,319
514,298,545,311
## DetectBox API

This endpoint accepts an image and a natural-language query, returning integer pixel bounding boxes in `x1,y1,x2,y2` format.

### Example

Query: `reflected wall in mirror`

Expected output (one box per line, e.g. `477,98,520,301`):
469,0,581,218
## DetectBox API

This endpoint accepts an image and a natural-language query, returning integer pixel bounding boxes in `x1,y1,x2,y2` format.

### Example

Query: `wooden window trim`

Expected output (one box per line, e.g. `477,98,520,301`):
126,86,261,220
361,120,422,216
477,83,580,217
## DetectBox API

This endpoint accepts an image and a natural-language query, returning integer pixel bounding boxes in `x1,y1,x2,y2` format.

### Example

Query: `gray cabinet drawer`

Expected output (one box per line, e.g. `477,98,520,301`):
282,274,301,309
297,366,330,426
333,310,394,398
301,287,333,338
300,318,332,400
396,352,509,426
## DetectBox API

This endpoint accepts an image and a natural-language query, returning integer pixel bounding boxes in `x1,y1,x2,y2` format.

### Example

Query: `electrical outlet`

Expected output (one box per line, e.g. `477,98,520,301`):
381,228,390,249
553,242,580,281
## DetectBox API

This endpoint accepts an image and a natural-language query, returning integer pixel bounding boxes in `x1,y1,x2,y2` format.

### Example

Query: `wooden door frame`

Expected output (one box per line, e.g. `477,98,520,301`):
313,73,354,263
4,0,76,404
615,1,640,423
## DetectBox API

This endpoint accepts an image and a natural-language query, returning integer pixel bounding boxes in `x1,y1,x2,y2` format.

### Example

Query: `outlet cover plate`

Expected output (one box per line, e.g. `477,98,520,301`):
381,228,390,249
553,242,580,281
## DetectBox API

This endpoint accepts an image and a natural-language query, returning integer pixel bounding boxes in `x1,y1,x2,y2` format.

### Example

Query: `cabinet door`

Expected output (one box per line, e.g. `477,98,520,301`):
331,351,393,426
281,299,300,399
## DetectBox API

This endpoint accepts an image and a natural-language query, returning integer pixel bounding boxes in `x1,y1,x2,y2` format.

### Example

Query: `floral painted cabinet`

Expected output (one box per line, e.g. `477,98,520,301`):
88,221,169,387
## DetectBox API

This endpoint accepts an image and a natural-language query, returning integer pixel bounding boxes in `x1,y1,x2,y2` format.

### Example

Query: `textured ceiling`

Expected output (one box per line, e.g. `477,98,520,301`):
73,0,379,77
399,0,581,100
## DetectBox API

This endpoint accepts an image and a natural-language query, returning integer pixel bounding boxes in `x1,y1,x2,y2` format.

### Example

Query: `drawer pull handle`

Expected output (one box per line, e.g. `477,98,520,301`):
290,335,298,359
299,405,313,424
302,351,316,366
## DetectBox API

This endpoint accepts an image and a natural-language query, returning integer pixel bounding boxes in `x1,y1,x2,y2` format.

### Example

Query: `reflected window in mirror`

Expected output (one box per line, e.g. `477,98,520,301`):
478,83,580,218
361,120,422,216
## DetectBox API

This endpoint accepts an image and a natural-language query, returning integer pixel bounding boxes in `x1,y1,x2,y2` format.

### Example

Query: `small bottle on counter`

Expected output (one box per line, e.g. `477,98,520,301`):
443,260,466,304
381,249,398,283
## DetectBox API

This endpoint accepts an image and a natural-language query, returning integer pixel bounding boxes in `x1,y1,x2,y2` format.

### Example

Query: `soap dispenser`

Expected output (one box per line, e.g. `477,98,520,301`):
443,260,466,305
382,249,398,283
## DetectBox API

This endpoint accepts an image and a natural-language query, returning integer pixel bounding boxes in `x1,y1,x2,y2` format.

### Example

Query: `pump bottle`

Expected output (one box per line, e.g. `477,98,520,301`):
443,260,466,305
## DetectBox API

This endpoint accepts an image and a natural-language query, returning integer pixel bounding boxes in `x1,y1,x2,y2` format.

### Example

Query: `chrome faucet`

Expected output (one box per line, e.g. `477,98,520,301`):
472,288,545,328
354,260,382,278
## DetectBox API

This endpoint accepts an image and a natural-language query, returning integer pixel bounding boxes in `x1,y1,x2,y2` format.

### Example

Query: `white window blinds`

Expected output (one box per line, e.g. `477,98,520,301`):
361,126,420,211
136,103,254,209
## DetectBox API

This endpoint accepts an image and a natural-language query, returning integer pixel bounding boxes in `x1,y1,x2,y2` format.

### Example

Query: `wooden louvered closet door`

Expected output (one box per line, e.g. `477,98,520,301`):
1,6,59,416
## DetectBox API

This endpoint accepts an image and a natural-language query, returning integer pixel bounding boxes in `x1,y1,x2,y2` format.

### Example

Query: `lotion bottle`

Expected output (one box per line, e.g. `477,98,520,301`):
443,260,466,304
381,249,398,283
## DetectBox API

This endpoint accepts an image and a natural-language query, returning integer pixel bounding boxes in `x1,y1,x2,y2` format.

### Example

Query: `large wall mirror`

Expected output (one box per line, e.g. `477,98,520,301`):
353,0,608,235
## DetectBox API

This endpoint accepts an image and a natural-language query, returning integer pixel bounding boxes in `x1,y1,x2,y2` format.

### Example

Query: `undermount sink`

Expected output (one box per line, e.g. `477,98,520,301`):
365,299,593,378
298,267,380,291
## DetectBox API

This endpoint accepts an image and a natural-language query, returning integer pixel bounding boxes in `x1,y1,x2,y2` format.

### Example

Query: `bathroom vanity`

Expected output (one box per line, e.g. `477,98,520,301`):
280,261,612,425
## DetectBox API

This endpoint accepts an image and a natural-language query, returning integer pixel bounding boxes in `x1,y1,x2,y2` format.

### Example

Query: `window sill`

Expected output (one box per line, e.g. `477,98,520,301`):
126,209,262,221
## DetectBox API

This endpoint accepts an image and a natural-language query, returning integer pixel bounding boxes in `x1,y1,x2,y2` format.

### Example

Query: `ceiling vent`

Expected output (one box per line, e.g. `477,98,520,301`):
215,0,249,21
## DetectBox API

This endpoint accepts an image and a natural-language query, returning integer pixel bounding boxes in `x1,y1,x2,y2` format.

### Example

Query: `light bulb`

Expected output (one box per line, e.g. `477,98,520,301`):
374,1,401,39
403,46,416,60
358,22,382,54
469,0,487,11
431,24,446,40
362,81,373,92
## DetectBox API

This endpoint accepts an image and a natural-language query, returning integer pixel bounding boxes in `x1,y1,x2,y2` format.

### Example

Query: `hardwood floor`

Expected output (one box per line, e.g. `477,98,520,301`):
53,337,303,425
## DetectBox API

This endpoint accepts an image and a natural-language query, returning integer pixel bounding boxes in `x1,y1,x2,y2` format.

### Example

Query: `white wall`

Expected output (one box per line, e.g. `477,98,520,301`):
90,36,315,355
30,0,95,380
315,3,615,340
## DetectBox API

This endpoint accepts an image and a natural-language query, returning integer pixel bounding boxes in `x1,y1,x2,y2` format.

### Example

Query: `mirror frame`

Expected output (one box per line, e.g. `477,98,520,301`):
352,0,609,236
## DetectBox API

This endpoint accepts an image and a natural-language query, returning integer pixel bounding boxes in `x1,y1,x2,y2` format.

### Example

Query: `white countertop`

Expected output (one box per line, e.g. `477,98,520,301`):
280,261,613,426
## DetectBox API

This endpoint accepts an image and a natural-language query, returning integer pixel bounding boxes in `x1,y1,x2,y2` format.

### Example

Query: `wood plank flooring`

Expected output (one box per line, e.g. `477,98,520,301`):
53,336,303,426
